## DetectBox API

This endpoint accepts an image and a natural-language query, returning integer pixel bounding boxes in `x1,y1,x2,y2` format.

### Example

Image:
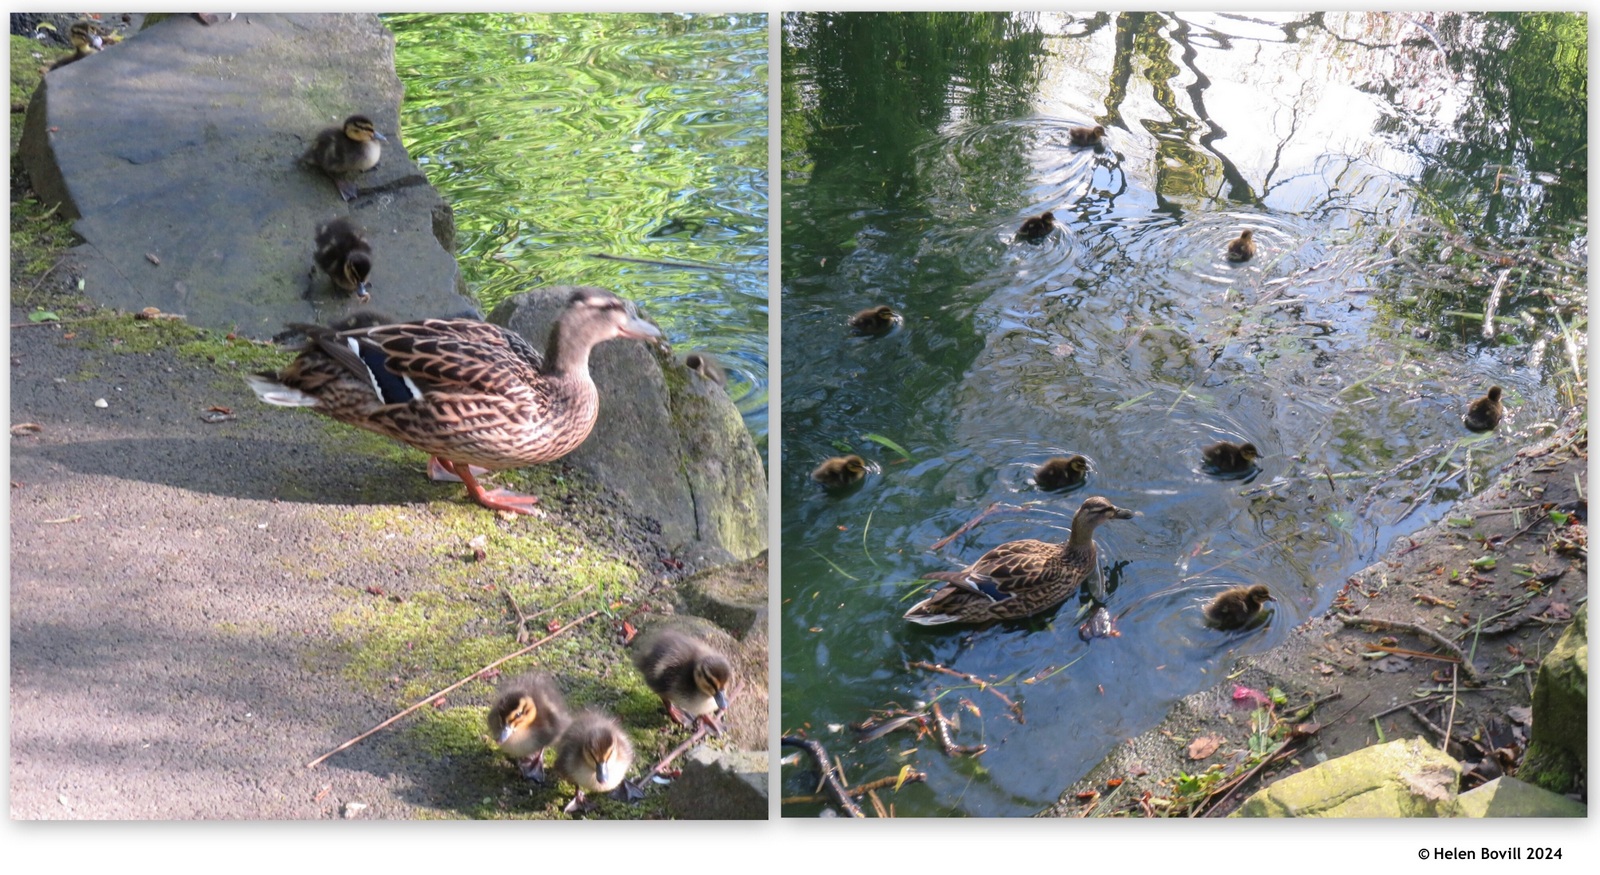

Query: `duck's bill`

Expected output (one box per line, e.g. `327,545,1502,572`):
373,131,389,142
713,690,729,711
1111,507,1136,519
619,315,663,340
497,725,515,744
595,761,620,787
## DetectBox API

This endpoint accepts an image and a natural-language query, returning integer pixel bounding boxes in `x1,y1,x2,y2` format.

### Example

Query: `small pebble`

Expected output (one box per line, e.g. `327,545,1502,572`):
93,398,108,408
341,801,367,819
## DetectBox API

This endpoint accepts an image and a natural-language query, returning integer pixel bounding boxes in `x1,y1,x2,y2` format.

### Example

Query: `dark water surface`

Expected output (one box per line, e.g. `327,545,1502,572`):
780,11,1585,816
388,13,769,445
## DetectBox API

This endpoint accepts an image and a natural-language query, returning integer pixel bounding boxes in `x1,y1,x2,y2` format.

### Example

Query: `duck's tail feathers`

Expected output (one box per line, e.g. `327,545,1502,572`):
245,373,319,407
902,598,961,626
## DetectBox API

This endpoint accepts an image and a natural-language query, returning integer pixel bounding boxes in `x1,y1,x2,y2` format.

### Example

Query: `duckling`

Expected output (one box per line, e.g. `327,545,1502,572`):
1069,124,1105,147
46,21,104,71
553,711,634,814
1463,386,1503,432
313,217,374,302
301,114,388,202
849,305,899,336
631,625,734,734
1226,229,1256,262
1202,440,1259,474
683,351,726,386
1034,454,1089,491
485,672,570,783
1016,211,1055,242
811,454,867,488
1203,584,1274,630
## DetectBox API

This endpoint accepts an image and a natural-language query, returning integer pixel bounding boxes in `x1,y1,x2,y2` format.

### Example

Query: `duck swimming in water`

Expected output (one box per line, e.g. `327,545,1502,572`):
1034,455,1089,491
1016,211,1055,242
1226,229,1256,262
1203,584,1274,630
1463,386,1503,432
811,455,867,489
849,305,899,336
1202,440,1259,474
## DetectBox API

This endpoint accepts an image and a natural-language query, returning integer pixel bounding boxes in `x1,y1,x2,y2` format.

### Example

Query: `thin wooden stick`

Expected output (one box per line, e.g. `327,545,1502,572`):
1363,643,1462,664
780,736,862,817
780,770,928,804
908,660,1024,723
930,702,987,757
1336,613,1482,683
306,609,601,768
929,501,1038,552
646,723,709,777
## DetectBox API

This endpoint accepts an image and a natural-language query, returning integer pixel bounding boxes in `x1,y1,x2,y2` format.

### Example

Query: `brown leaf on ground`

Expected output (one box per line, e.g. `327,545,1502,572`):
1542,602,1572,620
1187,734,1223,760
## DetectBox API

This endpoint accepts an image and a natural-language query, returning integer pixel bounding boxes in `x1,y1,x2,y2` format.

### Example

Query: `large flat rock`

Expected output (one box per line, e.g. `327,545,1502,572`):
19,12,471,337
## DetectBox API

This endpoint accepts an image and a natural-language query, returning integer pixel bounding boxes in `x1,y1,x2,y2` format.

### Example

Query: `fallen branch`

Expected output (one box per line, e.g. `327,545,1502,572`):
780,736,862,817
780,770,928,805
306,609,601,768
930,501,1037,552
646,723,709,778
1363,643,1461,665
930,702,987,757
908,660,1024,723
1336,613,1482,684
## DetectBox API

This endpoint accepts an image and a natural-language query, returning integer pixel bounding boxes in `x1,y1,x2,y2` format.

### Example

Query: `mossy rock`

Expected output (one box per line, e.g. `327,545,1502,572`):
1233,737,1462,817
1522,604,1587,796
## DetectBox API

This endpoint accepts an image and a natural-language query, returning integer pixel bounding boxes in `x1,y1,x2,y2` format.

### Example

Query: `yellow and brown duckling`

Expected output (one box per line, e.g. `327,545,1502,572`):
1225,229,1256,262
811,454,867,489
301,114,388,202
1069,124,1106,147
1202,440,1259,474
849,305,900,336
631,625,735,735
46,21,105,71
485,672,570,783
683,351,726,386
1034,454,1089,491
1203,584,1274,630
313,217,374,302
553,711,635,814
246,287,661,515
1463,385,1503,432
1016,211,1056,242
904,495,1135,625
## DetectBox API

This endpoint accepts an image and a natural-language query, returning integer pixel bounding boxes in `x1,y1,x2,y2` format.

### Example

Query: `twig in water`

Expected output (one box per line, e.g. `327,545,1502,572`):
930,501,1032,552
908,660,1024,723
779,736,862,817
780,770,928,804
930,702,987,757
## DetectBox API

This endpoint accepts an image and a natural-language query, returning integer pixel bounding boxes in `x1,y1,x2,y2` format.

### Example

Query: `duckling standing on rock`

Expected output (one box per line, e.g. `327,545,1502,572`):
1226,229,1256,262
812,455,867,489
245,287,662,515
302,114,388,202
45,21,104,71
1034,454,1089,491
486,672,569,783
1463,386,1503,432
849,305,899,336
904,496,1136,625
1069,124,1105,147
1016,211,1055,242
553,711,635,814
631,625,735,735
313,217,374,302
1202,440,1259,474
1203,584,1274,630
683,351,725,386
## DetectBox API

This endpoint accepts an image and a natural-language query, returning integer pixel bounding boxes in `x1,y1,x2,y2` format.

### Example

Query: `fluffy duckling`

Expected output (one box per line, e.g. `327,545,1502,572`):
1203,584,1274,630
313,217,374,302
302,114,388,202
849,305,899,336
1016,211,1055,242
553,711,634,814
812,454,867,488
1034,454,1089,491
631,625,734,734
1226,229,1256,262
683,351,726,386
46,21,104,71
485,672,569,783
1463,386,1503,432
1069,124,1105,147
1202,440,1259,474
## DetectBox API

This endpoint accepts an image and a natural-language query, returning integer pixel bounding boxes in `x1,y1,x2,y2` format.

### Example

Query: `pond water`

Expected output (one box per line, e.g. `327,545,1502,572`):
387,12,770,446
780,11,1586,816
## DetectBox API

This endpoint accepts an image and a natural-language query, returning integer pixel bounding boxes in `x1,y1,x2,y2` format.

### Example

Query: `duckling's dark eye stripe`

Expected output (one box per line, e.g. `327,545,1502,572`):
347,338,420,404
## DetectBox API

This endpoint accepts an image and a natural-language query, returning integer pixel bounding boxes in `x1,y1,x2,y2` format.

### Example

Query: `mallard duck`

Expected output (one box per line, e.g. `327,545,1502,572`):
313,217,373,302
683,351,725,386
1202,440,1259,474
1016,211,1056,242
1069,124,1105,147
301,114,388,202
1034,454,1089,491
1203,584,1274,630
904,495,1135,625
631,625,734,734
486,672,570,783
849,305,899,336
1226,229,1256,262
245,287,662,515
811,455,867,488
1463,386,1503,432
46,21,104,71
553,711,634,813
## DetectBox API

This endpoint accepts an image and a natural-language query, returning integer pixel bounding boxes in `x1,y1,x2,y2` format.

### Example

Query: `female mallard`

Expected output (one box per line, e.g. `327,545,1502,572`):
1225,229,1256,262
849,305,899,336
1016,211,1055,242
46,21,104,71
1069,124,1105,147
904,496,1135,625
486,672,569,783
246,287,661,515
1463,386,1503,432
1203,584,1274,630
1202,440,1259,474
812,455,867,488
302,114,387,202
313,217,373,302
1034,454,1089,491
553,711,634,813
631,625,734,734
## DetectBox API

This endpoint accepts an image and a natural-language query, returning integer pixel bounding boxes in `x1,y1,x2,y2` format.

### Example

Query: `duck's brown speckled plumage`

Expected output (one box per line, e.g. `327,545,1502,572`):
904,496,1134,625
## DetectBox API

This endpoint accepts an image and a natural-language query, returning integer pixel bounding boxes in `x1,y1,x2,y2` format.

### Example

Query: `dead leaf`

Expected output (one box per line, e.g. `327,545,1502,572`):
1187,735,1223,760
1542,602,1572,621
1507,706,1532,725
